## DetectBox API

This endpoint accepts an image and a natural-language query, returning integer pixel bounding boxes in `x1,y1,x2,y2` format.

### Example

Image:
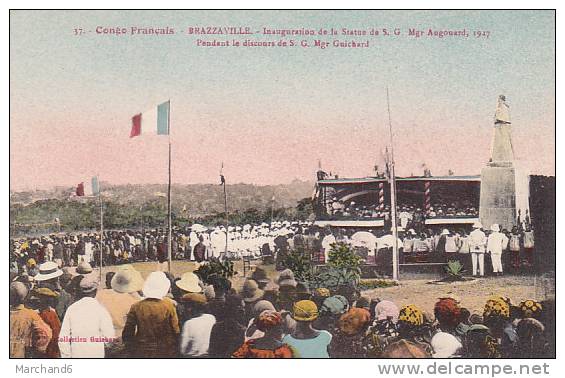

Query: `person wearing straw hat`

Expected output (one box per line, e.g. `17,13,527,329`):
34,261,74,320
179,293,215,357
276,269,297,311
282,300,332,358
34,261,63,282
96,267,143,336
59,275,115,358
469,221,487,277
241,279,264,321
487,224,509,276
122,271,180,358
251,267,272,290
175,272,203,294
75,260,93,275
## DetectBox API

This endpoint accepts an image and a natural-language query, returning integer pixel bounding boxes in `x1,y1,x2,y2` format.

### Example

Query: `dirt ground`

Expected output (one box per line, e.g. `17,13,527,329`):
88,260,555,316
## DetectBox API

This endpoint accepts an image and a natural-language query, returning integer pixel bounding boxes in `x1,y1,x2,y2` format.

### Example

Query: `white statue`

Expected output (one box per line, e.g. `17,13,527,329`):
494,95,511,124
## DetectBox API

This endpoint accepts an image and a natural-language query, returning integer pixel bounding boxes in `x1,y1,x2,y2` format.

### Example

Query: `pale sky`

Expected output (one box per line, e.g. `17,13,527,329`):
10,10,555,191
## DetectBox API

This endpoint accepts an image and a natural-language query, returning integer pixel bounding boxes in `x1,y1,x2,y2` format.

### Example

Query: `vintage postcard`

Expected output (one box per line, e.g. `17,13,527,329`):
8,8,556,369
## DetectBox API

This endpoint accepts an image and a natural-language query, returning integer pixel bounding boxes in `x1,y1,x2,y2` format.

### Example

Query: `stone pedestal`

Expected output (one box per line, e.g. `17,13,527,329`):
479,96,518,231
479,163,516,231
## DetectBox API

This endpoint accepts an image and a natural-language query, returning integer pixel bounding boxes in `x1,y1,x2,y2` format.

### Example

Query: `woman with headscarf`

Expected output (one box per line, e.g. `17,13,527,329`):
434,298,462,336
395,304,433,355
515,318,550,358
122,271,180,358
244,300,276,341
462,324,501,358
329,307,371,358
314,295,349,332
364,300,401,357
430,331,463,358
282,300,332,358
232,310,294,358
483,296,517,358
518,299,543,320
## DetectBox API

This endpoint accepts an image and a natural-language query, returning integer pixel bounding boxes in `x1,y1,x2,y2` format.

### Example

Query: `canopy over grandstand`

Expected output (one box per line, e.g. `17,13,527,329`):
313,173,481,228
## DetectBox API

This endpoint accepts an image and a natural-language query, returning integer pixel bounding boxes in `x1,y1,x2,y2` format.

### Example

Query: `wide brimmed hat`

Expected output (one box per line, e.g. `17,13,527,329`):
472,221,483,229
441,229,450,236
143,271,171,299
76,261,93,274
32,287,59,298
277,269,297,287
253,300,276,317
79,275,99,294
175,272,202,293
111,267,144,294
251,267,270,284
294,282,311,301
180,292,207,304
242,279,264,303
490,224,500,232
293,300,319,321
34,261,63,281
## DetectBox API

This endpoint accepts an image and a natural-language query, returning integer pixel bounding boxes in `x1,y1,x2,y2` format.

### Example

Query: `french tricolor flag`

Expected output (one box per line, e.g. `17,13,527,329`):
76,176,100,197
130,101,170,138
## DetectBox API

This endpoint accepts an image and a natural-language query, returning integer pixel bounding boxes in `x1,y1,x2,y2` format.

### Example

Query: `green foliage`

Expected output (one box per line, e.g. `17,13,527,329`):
310,267,360,292
308,242,363,292
194,258,236,284
327,242,363,274
281,248,313,282
358,279,399,290
445,260,464,278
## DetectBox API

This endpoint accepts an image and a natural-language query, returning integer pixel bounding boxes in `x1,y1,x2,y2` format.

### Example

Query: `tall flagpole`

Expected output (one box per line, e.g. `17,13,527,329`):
386,87,399,281
220,162,228,259
167,100,172,273
98,175,104,284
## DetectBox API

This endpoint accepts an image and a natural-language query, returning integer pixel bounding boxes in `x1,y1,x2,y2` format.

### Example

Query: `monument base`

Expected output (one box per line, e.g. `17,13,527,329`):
479,165,516,231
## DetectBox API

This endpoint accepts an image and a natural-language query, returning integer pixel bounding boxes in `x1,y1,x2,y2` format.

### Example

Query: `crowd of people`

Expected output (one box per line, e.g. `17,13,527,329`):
10,217,536,282
10,262,553,358
395,222,536,276
323,199,479,221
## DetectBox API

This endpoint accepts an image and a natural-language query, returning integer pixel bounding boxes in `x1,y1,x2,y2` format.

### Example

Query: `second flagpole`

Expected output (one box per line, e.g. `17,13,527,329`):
167,100,172,273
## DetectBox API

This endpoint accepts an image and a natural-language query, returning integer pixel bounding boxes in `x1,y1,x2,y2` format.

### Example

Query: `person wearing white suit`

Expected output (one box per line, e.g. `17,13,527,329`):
468,222,487,277
487,224,509,275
